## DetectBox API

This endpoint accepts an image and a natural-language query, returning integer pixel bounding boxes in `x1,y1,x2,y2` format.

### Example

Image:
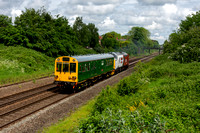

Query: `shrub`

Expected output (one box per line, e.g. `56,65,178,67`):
93,86,120,113
78,108,166,133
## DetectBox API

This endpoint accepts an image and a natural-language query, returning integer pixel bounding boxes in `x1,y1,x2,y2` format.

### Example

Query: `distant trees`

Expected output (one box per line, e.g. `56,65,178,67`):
163,10,200,62
125,27,159,55
128,27,153,48
101,31,121,49
99,27,160,55
73,17,99,48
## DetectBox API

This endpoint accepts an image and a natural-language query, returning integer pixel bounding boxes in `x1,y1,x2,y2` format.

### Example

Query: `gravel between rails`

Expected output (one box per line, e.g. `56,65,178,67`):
0,55,157,133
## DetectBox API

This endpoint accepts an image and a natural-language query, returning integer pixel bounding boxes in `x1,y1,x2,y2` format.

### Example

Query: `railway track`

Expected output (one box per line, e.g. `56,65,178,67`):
0,53,158,131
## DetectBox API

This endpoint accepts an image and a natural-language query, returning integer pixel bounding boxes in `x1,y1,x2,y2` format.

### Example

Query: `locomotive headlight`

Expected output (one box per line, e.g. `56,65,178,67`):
54,75,58,79
69,76,71,79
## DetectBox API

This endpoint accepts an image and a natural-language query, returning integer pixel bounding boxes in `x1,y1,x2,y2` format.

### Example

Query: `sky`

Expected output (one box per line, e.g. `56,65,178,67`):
0,0,199,44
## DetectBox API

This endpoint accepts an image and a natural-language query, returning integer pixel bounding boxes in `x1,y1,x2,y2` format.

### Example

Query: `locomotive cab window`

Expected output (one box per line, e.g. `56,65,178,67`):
63,63,69,72
56,62,62,72
70,63,76,73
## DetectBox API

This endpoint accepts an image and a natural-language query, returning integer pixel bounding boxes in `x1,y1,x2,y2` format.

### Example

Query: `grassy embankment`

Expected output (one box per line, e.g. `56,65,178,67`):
0,44,55,85
43,54,200,133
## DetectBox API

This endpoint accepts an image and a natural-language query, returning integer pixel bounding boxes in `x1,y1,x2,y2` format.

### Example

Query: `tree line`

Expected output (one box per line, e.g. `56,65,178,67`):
0,7,159,57
0,8,99,57
163,11,200,63
100,28,160,55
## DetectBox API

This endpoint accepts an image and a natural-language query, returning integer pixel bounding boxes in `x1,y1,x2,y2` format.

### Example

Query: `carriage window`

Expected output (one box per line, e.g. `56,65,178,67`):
56,62,62,72
88,63,90,71
82,64,85,72
63,63,69,72
93,63,96,70
101,61,104,65
79,65,82,72
70,63,76,73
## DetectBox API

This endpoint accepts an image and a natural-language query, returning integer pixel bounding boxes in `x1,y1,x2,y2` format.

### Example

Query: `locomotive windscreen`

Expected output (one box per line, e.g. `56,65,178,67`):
63,57,69,61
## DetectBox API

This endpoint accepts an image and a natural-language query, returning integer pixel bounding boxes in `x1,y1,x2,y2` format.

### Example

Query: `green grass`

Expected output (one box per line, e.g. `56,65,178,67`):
43,54,200,133
42,99,96,133
0,44,54,85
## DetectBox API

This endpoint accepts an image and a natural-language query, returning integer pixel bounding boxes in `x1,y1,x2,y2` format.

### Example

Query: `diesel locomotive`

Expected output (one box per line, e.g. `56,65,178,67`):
54,52,129,89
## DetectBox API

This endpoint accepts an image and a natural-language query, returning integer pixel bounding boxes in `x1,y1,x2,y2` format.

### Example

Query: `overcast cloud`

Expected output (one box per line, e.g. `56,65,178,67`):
0,0,199,44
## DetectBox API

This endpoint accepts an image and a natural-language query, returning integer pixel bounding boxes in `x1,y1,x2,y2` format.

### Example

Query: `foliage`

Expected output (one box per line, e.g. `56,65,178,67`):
0,15,12,27
117,73,149,96
78,108,166,133
118,27,160,56
128,27,151,47
93,86,120,113
101,31,121,49
0,8,98,57
163,10,200,62
78,54,200,132
73,17,99,48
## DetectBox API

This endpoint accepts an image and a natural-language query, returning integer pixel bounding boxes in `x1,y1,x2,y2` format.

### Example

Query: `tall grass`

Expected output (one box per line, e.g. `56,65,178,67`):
0,44,54,85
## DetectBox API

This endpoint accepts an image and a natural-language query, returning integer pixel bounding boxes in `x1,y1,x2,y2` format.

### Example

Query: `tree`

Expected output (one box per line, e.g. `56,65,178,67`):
128,27,150,47
163,10,200,62
101,31,121,48
179,11,200,32
73,17,99,48
87,23,99,48
14,7,77,57
73,17,89,47
0,15,12,27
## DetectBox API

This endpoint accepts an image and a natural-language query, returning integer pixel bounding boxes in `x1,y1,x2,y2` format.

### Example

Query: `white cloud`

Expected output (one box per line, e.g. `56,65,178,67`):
99,17,116,29
79,4,116,15
68,0,124,5
11,9,22,22
11,9,22,16
162,4,178,15
145,21,162,30
138,0,177,5
151,35,166,44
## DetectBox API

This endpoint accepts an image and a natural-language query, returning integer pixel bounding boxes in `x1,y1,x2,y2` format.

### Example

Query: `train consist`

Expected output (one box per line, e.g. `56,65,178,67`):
54,52,129,90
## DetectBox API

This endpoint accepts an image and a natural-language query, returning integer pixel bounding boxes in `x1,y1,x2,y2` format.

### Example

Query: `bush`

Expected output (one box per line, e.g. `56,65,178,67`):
78,108,166,133
93,86,120,113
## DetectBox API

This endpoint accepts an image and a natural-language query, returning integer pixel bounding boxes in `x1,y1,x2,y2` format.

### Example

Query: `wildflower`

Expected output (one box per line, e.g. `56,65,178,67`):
139,101,145,107
129,106,136,112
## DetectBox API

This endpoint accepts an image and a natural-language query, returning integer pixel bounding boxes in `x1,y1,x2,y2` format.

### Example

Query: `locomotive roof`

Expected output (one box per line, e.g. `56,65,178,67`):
72,53,114,62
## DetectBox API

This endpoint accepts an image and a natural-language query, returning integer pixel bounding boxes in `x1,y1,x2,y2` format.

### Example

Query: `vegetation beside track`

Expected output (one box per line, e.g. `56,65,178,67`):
43,54,200,133
0,44,54,85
